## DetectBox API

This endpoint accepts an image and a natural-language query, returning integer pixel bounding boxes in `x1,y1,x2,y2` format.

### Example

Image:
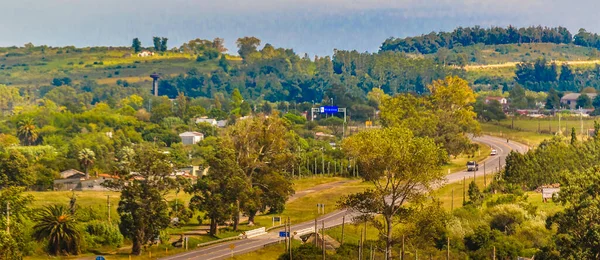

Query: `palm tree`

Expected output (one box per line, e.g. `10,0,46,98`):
78,148,95,179
16,117,38,146
32,205,81,256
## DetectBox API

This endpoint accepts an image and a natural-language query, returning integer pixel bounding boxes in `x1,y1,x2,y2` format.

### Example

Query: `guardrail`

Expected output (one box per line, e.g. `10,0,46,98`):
242,227,267,238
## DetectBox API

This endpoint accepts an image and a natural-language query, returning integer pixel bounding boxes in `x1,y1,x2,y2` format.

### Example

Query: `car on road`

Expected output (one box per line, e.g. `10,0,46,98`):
490,149,497,156
467,161,479,171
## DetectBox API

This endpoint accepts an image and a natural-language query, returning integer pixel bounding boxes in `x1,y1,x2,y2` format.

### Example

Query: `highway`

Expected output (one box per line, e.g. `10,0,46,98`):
161,135,528,260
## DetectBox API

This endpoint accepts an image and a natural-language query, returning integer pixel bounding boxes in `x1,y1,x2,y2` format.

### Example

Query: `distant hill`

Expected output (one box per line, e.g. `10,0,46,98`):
0,46,233,88
433,43,598,66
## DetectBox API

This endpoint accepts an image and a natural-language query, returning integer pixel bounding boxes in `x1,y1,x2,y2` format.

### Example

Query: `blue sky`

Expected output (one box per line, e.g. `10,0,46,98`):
1,0,596,56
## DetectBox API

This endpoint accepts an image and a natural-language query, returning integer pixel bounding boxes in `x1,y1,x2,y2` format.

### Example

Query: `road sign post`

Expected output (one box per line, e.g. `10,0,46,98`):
229,244,235,258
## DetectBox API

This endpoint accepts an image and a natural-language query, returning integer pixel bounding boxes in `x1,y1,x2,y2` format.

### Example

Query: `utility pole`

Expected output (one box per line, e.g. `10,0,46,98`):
493,246,496,260
451,189,454,211
446,237,450,260
484,162,486,186
314,219,318,247
341,215,345,245
6,202,9,235
499,156,501,171
463,176,466,204
107,195,111,223
402,235,405,260
322,221,325,260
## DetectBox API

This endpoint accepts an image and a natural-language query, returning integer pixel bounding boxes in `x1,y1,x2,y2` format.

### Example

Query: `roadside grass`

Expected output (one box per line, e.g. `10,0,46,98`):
435,173,489,211
442,142,492,173
230,240,303,260
253,180,372,227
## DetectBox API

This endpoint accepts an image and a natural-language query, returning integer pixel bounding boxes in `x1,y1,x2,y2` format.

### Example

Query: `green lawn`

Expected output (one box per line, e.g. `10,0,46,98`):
292,176,347,192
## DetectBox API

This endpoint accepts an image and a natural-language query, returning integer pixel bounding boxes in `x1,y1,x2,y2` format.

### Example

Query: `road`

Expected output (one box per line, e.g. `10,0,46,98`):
161,135,528,260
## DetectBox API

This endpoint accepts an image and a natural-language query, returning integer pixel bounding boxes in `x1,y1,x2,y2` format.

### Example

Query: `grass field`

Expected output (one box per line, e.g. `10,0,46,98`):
481,116,599,146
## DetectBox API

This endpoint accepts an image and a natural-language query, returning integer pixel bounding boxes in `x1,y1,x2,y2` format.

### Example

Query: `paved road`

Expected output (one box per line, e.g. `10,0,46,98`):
161,135,528,260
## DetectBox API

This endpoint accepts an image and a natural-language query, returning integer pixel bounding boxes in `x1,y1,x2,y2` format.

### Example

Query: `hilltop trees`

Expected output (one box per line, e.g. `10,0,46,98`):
236,37,261,60
381,26,572,54
132,38,141,53
153,37,168,52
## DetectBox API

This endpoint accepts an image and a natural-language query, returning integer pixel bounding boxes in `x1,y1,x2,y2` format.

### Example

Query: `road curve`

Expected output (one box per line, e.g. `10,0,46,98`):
161,135,528,260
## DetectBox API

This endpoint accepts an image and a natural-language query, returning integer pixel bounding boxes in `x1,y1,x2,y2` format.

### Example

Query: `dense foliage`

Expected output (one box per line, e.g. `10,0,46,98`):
381,26,572,54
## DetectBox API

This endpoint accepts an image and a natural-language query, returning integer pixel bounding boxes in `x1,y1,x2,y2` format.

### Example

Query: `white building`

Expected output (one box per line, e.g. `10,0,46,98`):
137,51,155,57
179,131,204,145
195,117,218,126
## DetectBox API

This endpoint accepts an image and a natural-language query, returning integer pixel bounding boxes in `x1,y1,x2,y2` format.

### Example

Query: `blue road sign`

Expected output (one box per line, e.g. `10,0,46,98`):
319,106,338,114
279,231,290,237
96,256,106,260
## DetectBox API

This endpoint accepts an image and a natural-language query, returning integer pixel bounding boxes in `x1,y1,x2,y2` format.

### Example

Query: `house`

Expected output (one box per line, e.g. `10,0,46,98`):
179,131,204,145
485,96,508,105
53,171,116,191
560,93,597,109
195,117,217,126
137,51,155,57
59,169,85,179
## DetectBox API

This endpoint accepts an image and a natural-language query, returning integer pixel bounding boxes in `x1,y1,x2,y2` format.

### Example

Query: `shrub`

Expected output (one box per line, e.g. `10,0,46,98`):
83,221,123,248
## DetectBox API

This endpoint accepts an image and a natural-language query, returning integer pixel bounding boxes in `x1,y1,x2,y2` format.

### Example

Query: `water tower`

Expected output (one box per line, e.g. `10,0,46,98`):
150,72,160,96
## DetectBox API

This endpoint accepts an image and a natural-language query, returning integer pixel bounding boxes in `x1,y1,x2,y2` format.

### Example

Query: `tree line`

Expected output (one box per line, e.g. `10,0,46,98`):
381,25,575,54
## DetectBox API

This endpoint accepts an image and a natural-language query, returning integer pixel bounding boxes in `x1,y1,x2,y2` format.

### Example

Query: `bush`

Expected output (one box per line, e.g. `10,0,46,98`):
83,221,123,248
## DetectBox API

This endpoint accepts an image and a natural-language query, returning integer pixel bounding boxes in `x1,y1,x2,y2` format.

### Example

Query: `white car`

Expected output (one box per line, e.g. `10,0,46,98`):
491,149,497,156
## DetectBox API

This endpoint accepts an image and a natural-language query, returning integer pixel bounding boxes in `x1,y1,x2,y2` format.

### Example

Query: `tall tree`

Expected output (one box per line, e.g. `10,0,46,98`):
32,205,81,256
546,167,600,259
0,187,33,259
160,37,168,52
105,144,175,255
16,117,38,146
545,88,561,110
187,137,245,234
132,38,142,53
77,148,95,179
236,37,261,60
340,127,446,260
576,94,593,109
153,37,161,52
227,115,295,225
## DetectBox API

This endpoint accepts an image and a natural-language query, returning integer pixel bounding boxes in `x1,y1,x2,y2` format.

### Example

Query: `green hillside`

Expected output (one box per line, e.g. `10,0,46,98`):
0,47,235,88
432,43,598,66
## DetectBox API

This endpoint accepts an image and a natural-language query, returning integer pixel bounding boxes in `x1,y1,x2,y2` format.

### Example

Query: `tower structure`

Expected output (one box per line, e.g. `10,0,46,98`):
150,72,160,96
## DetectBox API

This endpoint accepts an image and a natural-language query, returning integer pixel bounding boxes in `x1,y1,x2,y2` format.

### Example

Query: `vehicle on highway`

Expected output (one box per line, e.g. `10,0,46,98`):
491,149,497,156
467,161,479,171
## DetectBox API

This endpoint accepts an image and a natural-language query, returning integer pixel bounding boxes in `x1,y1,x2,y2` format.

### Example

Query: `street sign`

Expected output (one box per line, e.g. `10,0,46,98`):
229,244,235,250
319,106,338,114
273,216,281,222
279,231,290,237
96,257,106,260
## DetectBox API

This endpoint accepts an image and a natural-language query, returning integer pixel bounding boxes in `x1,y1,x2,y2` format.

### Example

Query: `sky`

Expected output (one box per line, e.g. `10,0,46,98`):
1,0,598,56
